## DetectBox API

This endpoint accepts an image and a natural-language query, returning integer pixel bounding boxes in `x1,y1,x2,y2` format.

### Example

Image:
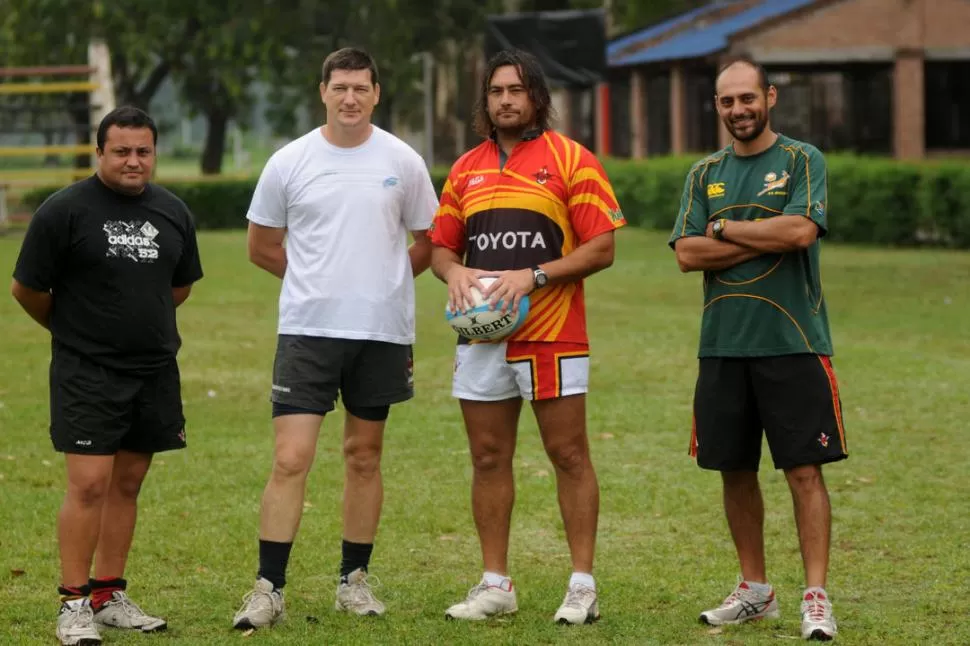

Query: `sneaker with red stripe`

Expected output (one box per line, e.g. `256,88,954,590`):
801,588,837,641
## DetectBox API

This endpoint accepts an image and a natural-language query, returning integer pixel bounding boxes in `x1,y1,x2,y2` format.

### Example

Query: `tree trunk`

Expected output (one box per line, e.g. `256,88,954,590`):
201,108,229,175
69,99,93,170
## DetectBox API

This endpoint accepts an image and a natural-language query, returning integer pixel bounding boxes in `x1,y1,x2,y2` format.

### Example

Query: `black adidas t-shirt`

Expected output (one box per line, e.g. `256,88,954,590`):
13,175,204,373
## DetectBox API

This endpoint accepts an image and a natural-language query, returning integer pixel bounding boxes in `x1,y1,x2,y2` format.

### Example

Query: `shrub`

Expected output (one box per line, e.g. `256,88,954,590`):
18,155,970,248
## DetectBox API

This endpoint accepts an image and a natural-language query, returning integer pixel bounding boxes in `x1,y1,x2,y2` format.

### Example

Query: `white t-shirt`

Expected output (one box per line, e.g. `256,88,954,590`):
246,126,437,344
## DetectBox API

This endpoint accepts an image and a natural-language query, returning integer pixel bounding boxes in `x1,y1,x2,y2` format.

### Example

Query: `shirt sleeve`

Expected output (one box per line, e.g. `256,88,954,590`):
246,156,287,228
402,155,438,232
783,145,828,237
429,167,466,256
668,164,710,249
567,148,626,243
12,196,69,291
173,206,204,287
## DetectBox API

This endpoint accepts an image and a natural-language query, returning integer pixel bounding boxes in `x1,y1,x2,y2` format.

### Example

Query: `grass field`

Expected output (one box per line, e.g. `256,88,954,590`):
1,229,968,645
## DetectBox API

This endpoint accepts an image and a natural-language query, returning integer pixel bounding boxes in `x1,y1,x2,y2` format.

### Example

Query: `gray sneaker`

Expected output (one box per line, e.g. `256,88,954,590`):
94,591,166,632
56,598,102,646
699,581,780,626
801,589,837,641
335,568,385,616
554,584,600,625
232,577,285,630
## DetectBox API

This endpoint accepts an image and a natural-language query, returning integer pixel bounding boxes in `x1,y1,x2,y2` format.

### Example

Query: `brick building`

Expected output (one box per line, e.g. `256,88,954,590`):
604,0,970,159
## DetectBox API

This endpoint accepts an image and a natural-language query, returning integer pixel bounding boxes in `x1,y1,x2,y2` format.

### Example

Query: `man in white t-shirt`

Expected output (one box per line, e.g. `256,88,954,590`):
232,47,437,630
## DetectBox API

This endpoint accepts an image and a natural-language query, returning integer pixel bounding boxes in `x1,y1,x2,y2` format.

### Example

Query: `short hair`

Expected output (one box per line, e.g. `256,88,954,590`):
322,47,379,86
716,55,770,94
96,106,157,150
473,48,555,138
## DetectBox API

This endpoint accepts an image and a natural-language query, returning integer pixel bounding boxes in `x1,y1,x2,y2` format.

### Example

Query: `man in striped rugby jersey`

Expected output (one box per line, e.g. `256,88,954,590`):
430,48,625,626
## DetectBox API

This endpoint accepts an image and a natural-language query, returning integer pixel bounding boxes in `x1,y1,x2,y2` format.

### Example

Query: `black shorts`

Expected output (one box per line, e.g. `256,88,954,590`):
270,335,414,415
690,354,848,471
50,344,186,455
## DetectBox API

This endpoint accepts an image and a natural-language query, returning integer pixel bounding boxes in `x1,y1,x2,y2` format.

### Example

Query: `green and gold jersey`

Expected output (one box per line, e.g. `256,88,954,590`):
669,134,833,358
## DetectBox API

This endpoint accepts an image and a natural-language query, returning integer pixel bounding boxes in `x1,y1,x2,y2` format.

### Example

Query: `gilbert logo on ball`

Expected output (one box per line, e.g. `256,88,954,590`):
445,276,530,341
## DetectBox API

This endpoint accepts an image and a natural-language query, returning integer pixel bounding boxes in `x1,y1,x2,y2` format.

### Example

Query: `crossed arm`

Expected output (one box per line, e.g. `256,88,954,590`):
674,215,819,273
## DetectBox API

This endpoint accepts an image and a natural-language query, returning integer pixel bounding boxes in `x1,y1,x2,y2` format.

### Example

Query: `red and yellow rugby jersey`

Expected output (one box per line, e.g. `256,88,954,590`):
430,129,626,344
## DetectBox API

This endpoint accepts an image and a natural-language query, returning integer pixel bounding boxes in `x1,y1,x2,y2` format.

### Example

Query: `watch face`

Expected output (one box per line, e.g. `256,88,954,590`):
535,270,547,287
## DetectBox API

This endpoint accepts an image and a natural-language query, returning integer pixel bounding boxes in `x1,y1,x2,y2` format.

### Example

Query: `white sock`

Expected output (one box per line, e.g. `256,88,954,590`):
569,572,595,590
483,571,511,590
804,586,827,598
745,580,772,595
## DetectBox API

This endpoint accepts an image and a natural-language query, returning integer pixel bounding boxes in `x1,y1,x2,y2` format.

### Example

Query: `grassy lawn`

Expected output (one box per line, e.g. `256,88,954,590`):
0,228,968,645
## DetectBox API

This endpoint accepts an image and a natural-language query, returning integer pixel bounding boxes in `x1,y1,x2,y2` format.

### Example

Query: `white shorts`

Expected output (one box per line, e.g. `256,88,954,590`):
452,341,590,401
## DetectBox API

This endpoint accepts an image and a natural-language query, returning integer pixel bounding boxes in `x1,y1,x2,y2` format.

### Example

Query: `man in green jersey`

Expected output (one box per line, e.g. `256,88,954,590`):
670,56,844,642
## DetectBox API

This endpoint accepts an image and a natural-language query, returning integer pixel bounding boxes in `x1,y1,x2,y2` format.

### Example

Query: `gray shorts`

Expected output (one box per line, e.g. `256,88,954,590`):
270,335,414,414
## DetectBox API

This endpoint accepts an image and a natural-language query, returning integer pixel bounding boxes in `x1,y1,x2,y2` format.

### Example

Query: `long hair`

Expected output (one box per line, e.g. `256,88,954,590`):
473,49,556,138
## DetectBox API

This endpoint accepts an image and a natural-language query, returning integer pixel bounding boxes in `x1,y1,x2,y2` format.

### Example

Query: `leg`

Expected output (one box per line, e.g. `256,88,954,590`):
60,455,115,588
785,465,831,589
94,450,153,579
341,412,385,544
461,398,521,575
721,471,767,583
334,408,390,616
754,355,847,590
260,413,323,543
532,394,598,575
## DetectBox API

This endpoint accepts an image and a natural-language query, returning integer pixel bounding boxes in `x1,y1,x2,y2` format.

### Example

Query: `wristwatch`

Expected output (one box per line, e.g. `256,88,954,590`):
711,218,727,240
532,266,549,289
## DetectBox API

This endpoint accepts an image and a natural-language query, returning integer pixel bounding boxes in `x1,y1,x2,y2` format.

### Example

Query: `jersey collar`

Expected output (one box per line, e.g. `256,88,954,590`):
489,127,544,142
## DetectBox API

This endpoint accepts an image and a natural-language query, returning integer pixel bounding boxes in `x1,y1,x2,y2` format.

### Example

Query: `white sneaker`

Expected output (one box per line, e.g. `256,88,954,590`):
554,583,600,625
801,588,837,640
94,591,167,632
445,579,518,621
699,580,780,626
335,568,385,616
56,598,102,646
232,577,285,630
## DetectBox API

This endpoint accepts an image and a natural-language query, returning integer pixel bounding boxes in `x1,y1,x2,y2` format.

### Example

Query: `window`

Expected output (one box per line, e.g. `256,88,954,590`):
609,72,632,158
645,71,671,156
925,61,970,150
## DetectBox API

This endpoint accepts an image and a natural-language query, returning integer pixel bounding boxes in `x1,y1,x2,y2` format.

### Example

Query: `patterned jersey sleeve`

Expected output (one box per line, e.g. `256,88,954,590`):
567,147,626,243
668,162,709,249
783,145,828,237
429,166,466,255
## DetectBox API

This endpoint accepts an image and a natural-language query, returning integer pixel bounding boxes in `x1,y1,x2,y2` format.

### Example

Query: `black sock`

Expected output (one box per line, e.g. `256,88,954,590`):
258,539,293,590
58,584,91,602
340,539,374,581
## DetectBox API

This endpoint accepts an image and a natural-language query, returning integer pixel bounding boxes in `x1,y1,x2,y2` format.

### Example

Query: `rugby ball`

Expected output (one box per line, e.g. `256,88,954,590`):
445,276,530,341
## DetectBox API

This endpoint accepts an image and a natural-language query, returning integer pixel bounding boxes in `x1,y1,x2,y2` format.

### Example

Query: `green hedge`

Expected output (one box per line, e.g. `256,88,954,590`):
19,155,970,247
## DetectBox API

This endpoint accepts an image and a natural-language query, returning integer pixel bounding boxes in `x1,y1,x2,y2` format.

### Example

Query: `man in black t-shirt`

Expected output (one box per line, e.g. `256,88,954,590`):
11,106,203,646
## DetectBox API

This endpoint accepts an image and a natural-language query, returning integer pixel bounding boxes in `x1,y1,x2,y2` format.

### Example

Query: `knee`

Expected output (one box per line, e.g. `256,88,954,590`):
272,449,313,481
469,442,512,473
113,473,145,500
545,440,590,475
343,440,382,479
68,478,110,508
785,465,824,492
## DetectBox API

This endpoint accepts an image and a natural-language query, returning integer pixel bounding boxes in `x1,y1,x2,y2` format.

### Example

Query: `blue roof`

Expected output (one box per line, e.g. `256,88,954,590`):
606,3,723,59
609,0,817,67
